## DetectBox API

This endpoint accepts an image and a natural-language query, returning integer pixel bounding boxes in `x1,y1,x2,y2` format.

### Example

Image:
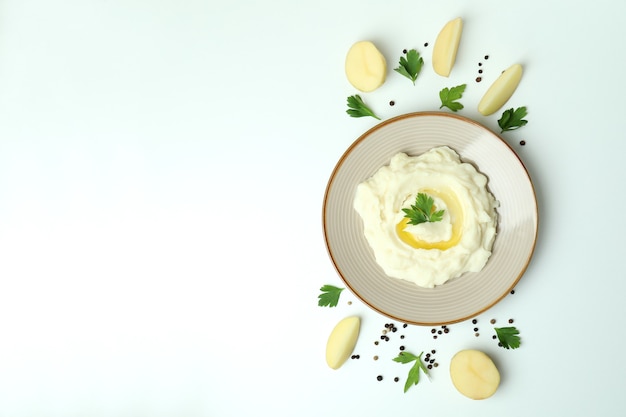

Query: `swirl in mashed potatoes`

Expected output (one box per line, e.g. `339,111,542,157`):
353,146,498,288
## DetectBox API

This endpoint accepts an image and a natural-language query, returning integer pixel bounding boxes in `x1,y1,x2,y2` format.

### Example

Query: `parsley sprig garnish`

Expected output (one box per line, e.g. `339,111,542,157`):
439,84,467,112
402,193,445,225
393,351,430,393
394,49,424,85
346,95,380,120
317,285,344,307
498,106,528,133
494,326,521,349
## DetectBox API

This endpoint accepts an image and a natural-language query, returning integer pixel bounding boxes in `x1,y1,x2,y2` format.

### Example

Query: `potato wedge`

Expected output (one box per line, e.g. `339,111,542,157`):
450,349,500,399
325,316,360,370
432,17,463,77
478,63,523,116
345,41,387,92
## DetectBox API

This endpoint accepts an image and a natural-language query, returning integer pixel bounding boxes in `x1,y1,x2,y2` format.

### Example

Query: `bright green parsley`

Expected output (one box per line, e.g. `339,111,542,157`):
439,84,467,112
346,95,380,120
394,49,424,85
494,326,521,349
317,285,344,307
402,193,445,225
498,106,528,133
393,351,430,393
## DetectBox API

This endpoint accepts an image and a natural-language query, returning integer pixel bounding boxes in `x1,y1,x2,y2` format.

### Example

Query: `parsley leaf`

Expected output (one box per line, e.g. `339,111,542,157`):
439,84,467,112
346,95,380,120
317,285,344,307
498,106,528,133
394,49,424,85
402,193,445,226
494,326,521,349
393,351,429,393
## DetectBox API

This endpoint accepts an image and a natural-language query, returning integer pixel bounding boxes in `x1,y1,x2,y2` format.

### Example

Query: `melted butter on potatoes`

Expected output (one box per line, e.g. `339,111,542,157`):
353,146,498,288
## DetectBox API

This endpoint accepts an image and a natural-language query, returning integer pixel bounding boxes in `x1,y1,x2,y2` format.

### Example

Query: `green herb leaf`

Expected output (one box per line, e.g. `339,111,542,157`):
498,106,528,133
317,285,344,307
494,326,521,349
394,49,424,85
439,84,467,112
401,193,445,226
346,95,380,120
392,351,429,393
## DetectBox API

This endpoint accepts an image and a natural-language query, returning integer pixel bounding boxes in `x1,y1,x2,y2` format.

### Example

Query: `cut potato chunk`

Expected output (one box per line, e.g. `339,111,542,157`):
325,316,360,370
450,349,500,400
345,41,387,92
432,17,463,77
478,64,523,116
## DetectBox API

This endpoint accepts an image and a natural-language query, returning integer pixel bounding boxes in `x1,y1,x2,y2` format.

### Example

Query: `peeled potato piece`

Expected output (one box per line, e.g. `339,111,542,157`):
450,349,500,399
432,17,463,77
345,41,387,92
478,63,523,116
325,316,360,370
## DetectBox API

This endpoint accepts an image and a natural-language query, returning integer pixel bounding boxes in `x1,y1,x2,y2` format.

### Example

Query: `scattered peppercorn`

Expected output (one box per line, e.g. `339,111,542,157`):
484,55,489,60
520,140,526,146
399,345,405,351
478,62,483,66
437,330,442,335
377,375,383,381
403,49,407,54
431,349,436,354
472,319,478,324
389,100,395,106
400,335,405,339
444,328,449,333
490,319,496,324
434,362,439,368
394,377,400,382
492,335,497,339
511,289,516,294
347,301,352,305
478,69,483,74
373,355,379,360
427,364,433,369
476,76,482,82
433,335,438,340
509,318,514,323
374,341,379,345
475,332,480,337
424,42,429,47
403,323,408,328
473,327,479,332
431,329,436,334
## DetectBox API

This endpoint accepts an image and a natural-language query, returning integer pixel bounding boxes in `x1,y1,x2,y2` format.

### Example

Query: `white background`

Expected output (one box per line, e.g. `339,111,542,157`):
0,0,624,416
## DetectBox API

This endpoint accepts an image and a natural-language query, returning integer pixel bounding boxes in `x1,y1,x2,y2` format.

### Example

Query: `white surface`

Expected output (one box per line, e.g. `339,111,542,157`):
0,0,624,415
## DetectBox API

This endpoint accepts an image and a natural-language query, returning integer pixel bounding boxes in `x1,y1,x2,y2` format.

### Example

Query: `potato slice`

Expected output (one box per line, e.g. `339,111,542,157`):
432,17,463,77
325,316,360,370
478,64,523,116
449,349,500,399
345,41,387,92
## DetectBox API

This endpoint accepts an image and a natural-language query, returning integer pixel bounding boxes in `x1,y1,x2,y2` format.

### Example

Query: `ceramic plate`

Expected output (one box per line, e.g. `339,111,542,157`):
322,112,538,325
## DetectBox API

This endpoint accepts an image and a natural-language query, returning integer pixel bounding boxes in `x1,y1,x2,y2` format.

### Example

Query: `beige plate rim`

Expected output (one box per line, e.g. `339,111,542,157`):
322,111,539,326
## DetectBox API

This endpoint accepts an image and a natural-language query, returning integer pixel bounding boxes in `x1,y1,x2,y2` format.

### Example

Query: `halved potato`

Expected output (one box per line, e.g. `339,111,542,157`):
345,41,387,92
325,316,360,370
478,64,523,116
450,349,500,399
432,17,463,77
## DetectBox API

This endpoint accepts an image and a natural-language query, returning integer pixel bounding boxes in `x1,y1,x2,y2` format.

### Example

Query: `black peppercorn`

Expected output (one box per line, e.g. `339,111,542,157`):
377,375,383,381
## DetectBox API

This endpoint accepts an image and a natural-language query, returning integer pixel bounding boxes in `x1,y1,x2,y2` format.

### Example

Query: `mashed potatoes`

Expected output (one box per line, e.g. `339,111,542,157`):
353,146,498,288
